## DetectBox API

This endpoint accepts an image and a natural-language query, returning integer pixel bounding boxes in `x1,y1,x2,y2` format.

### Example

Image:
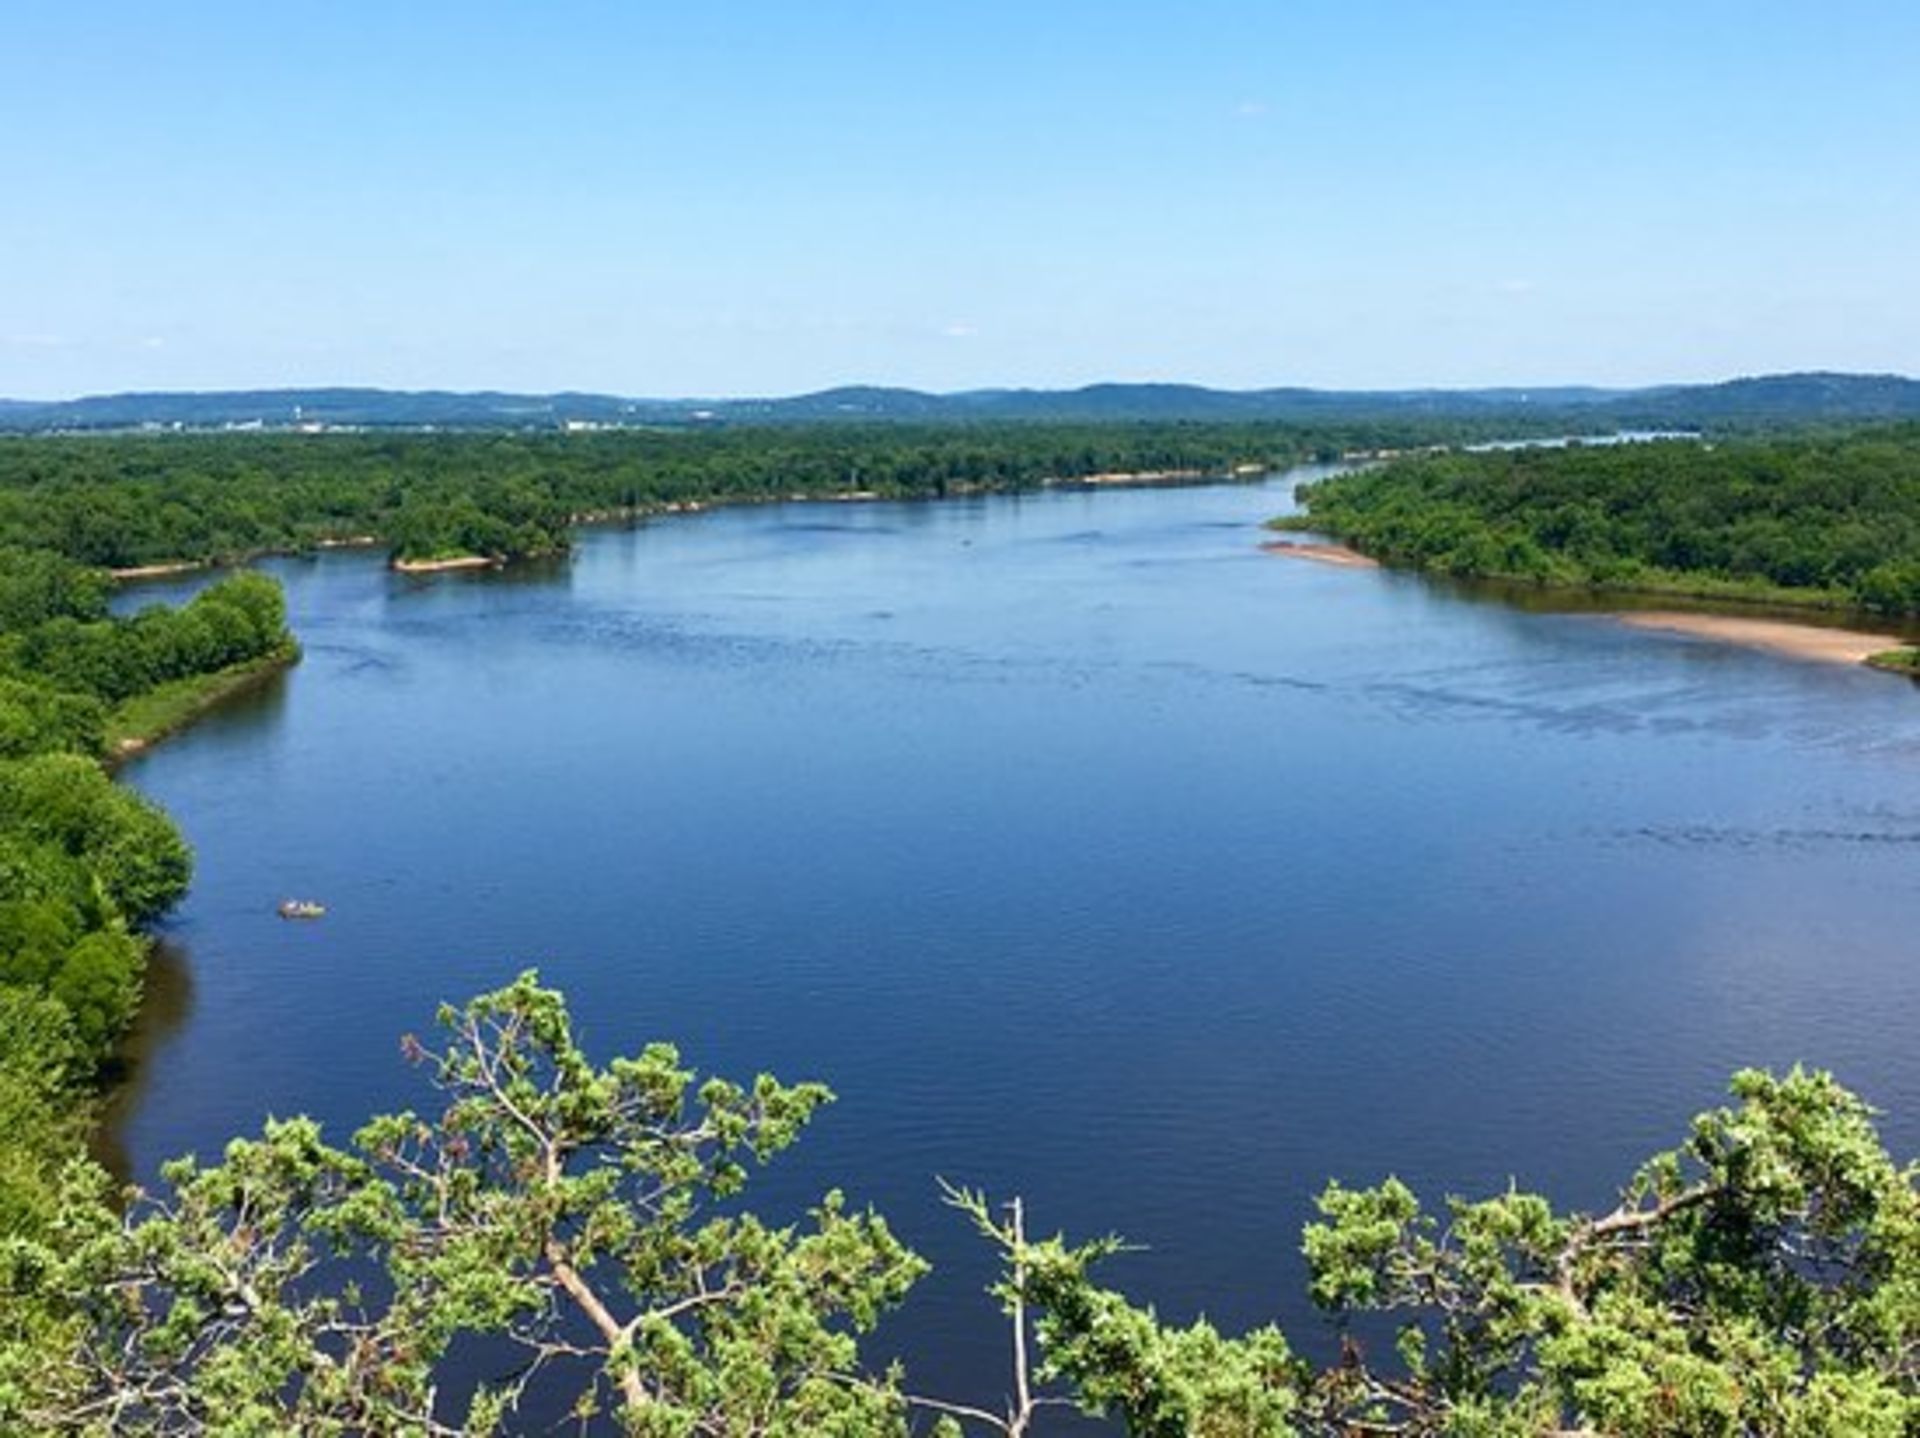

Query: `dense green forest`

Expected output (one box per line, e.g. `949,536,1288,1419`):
0,551,293,1272
0,420,1546,568
1284,426,1920,613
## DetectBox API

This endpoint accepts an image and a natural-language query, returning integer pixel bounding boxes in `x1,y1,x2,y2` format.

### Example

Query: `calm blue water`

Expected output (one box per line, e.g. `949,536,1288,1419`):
109,470,1920,1425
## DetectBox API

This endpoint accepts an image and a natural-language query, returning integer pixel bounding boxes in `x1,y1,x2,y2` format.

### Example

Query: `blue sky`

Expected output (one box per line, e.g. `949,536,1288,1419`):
3,1,1916,397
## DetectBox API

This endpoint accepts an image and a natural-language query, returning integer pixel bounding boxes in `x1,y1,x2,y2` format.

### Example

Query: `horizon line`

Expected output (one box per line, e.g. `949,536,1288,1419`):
5,367,1917,408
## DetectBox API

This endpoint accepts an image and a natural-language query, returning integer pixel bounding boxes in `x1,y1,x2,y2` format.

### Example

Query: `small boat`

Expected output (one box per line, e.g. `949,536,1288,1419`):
278,899,326,920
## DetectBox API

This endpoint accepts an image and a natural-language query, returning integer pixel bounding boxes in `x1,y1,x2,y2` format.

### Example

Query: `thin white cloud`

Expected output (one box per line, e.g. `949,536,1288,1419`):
941,322,978,339
1233,100,1268,118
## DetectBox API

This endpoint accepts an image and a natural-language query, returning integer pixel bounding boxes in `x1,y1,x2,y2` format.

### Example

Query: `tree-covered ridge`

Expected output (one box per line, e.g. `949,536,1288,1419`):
1,974,1910,1435
1,420,1547,569
2,369,1918,430
1286,426,1920,612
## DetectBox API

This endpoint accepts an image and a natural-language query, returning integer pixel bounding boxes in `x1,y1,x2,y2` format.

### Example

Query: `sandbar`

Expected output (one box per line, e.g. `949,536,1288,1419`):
110,560,205,580
1259,540,1380,569
392,554,499,574
1615,612,1903,666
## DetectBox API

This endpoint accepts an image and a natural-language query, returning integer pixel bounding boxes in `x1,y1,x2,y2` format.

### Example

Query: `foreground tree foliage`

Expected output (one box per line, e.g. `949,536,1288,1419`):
7,975,924,1435
973,1066,1918,1436
3,975,1911,1435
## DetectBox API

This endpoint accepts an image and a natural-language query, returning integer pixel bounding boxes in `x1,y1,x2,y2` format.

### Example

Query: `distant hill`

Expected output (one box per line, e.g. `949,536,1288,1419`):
1,371,1916,432
0,387,661,431
1597,373,1920,426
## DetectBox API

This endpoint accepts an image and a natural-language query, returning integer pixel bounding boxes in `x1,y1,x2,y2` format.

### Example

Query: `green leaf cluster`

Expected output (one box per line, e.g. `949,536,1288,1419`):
7,971,1907,1436
9,973,925,1435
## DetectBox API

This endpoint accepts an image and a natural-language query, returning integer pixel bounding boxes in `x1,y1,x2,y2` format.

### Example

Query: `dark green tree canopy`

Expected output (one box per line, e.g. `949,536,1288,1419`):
0,421,1545,570
1287,427,1920,612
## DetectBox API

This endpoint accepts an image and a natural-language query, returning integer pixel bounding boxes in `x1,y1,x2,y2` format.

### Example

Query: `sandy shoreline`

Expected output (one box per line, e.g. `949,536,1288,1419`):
1065,468,1209,487
392,554,499,574
1259,539,1380,569
109,560,206,580
1615,611,1905,666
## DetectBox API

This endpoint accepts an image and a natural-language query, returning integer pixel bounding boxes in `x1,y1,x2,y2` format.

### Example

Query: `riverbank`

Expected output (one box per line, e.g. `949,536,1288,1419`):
1280,430,1920,629
106,642,301,758
111,536,381,587
1263,517,1920,674
1612,613,1905,668
1057,467,1209,487
110,560,207,580
95,465,1291,586
391,553,501,574
1269,520,1862,614
1866,648,1920,676
578,466,1259,520
1259,538,1379,568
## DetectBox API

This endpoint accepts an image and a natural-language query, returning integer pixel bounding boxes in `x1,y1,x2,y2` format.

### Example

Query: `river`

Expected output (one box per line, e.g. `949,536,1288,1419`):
106,465,1920,1423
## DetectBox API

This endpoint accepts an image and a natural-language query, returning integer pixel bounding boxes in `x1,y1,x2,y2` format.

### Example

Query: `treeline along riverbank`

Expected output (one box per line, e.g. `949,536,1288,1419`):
0,546,293,1253
1283,424,1920,620
0,418,1568,570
